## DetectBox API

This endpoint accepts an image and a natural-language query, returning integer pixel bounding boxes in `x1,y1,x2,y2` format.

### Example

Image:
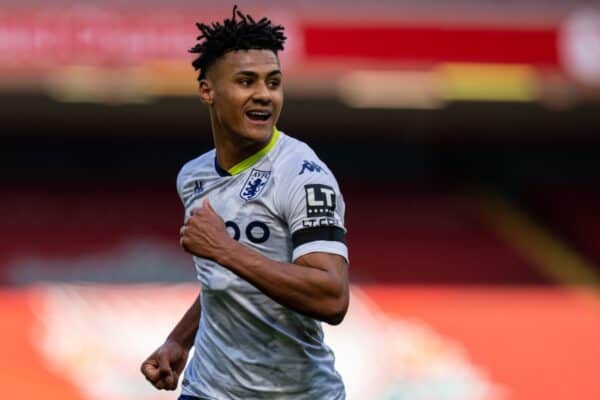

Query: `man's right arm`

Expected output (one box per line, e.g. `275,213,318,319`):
140,294,201,391
167,293,201,349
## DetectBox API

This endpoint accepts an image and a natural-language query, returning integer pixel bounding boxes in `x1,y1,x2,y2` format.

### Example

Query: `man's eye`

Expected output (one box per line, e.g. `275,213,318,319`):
239,79,252,86
268,80,280,88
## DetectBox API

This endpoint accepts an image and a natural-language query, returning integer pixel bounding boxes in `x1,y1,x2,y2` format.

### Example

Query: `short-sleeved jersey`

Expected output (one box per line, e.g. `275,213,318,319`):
176,129,347,400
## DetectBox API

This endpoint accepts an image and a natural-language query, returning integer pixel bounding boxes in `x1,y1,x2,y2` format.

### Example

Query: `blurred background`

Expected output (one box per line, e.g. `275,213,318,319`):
1,1,600,399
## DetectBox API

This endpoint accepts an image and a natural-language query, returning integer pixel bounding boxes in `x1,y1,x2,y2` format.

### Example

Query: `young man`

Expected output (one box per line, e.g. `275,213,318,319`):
140,7,349,399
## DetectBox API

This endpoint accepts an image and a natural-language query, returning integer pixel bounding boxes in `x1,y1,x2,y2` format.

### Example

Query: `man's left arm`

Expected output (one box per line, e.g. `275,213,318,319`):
180,199,349,325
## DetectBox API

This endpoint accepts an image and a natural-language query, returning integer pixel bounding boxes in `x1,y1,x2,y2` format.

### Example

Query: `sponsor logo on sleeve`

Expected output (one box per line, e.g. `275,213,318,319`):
305,184,336,217
299,160,327,175
240,169,271,201
193,180,204,194
301,216,340,228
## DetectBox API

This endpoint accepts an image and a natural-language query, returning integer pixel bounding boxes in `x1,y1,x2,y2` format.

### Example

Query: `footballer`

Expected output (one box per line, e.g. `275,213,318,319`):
140,6,349,399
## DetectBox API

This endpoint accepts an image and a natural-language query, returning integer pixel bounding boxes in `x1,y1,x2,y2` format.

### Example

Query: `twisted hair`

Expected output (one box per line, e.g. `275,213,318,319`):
189,5,286,80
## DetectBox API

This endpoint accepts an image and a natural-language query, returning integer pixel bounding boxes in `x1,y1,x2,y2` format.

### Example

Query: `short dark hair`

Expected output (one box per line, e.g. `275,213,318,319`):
189,5,287,81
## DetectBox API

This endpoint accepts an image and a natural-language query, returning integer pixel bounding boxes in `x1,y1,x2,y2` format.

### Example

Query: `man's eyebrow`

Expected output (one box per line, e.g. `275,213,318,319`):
235,70,258,78
234,70,282,77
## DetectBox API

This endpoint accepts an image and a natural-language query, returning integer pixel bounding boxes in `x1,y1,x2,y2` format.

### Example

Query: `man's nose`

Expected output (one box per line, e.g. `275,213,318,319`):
252,83,271,104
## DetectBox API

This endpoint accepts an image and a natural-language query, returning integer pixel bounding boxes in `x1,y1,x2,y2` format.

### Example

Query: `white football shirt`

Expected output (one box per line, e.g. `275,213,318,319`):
177,128,347,399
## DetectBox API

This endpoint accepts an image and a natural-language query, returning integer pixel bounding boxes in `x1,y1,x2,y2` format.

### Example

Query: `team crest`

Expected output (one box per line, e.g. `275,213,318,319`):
240,169,271,201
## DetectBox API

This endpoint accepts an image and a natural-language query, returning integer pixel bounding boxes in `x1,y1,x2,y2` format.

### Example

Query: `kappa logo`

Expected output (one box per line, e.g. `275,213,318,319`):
305,184,336,217
193,180,204,194
299,160,326,175
240,169,271,201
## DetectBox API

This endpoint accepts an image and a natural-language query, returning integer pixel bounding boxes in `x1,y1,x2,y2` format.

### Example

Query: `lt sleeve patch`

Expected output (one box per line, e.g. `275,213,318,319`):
304,184,336,217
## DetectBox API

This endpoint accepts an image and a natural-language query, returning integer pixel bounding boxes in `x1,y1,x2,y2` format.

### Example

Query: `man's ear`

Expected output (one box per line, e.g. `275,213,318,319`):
199,79,213,105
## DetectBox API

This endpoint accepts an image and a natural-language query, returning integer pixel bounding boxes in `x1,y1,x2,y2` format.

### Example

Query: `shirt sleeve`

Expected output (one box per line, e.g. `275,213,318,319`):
276,161,348,263
176,163,189,207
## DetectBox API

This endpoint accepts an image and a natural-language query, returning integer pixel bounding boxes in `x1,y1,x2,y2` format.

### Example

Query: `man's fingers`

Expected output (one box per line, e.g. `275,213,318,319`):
164,372,177,390
157,351,173,376
155,352,178,390
179,224,191,250
203,198,214,212
142,347,184,390
140,362,160,382
190,199,216,217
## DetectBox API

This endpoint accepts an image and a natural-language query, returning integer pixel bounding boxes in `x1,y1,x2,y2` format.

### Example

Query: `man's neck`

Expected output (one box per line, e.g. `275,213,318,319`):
212,126,272,173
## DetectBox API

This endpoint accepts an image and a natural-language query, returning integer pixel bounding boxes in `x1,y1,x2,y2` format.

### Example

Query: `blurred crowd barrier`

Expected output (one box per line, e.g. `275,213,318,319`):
0,187,550,285
2,283,600,400
0,3,599,105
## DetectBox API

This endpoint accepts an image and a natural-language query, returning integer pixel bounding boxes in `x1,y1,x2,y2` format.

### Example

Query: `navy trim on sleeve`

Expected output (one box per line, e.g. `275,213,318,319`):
292,226,346,248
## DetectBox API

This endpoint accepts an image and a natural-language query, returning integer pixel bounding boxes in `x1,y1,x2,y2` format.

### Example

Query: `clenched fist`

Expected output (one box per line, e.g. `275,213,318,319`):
179,199,234,261
140,339,189,391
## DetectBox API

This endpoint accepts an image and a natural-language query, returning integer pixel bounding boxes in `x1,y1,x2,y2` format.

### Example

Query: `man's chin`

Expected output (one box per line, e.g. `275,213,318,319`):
244,124,274,143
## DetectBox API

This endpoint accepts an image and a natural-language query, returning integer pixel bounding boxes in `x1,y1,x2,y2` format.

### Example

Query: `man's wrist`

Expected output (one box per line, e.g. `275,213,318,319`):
215,238,239,266
167,320,199,349
166,334,191,350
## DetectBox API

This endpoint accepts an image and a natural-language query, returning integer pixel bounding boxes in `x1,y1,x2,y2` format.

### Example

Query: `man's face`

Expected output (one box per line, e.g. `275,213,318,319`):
202,49,283,143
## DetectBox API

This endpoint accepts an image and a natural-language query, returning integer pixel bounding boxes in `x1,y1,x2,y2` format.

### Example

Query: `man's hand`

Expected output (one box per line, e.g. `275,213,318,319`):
180,199,234,260
140,340,189,391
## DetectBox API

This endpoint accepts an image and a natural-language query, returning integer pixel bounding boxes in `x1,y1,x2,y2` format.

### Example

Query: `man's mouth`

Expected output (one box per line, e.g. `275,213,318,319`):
245,110,272,122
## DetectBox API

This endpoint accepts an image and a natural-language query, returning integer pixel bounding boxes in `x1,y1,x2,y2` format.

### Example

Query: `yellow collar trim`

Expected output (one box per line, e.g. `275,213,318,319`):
227,127,280,175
